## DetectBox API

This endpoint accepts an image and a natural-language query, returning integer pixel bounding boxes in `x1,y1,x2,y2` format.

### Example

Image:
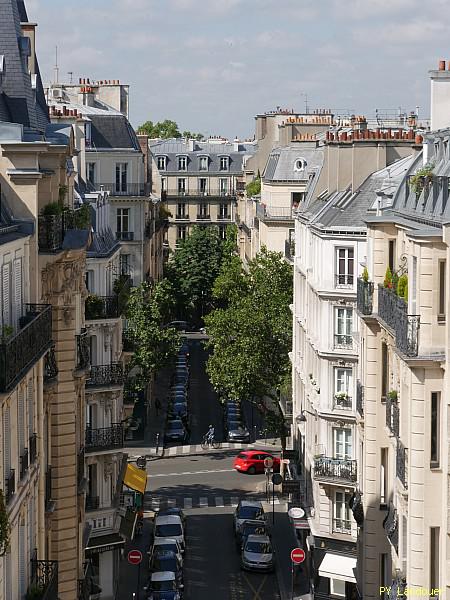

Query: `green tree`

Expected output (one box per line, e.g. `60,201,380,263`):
182,130,204,141
137,119,181,139
246,176,261,197
126,281,180,390
0,489,10,557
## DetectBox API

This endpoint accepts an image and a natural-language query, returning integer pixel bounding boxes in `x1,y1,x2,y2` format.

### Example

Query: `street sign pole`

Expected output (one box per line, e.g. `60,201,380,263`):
291,561,294,600
272,482,275,524
136,562,141,600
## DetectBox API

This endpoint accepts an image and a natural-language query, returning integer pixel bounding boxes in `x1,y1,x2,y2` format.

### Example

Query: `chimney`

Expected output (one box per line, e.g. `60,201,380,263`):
21,22,37,76
430,59,450,130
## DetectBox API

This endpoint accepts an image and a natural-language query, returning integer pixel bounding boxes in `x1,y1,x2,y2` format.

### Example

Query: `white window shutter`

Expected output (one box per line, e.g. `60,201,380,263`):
18,522,26,598
5,551,12,600
28,494,35,556
2,263,11,327
2,406,10,476
18,387,25,454
12,258,22,327
27,380,34,436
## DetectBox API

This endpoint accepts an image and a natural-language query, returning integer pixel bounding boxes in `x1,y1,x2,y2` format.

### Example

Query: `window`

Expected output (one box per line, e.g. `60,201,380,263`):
388,239,396,272
334,368,352,408
120,254,132,277
198,178,208,194
219,203,229,219
2,263,11,327
161,177,166,192
115,163,128,193
333,490,352,534
219,156,229,171
116,208,129,233
411,255,417,314
178,156,187,171
294,158,307,171
330,579,346,598
218,225,227,240
430,392,440,468
219,178,229,195
380,553,388,599
12,257,22,327
380,448,388,505
334,307,352,348
198,203,208,218
336,248,354,287
177,203,187,218
87,162,96,185
199,156,208,171
177,226,187,241
381,342,389,400
333,428,352,459
292,192,304,208
178,178,186,194
157,156,166,171
430,527,440,592
401,515,407,575
438,259,446,321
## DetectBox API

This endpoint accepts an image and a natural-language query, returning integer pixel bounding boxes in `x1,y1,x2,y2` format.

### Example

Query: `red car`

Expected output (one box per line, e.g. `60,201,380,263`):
233,450,281,475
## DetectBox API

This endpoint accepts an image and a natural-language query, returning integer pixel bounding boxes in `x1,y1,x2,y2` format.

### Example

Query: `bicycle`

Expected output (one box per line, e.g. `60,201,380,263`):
201,435,221,450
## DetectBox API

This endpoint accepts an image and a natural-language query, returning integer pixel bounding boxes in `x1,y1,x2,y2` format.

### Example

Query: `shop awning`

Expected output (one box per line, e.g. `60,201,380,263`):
85,533,125,556
318,552,357,583
123,463,147,494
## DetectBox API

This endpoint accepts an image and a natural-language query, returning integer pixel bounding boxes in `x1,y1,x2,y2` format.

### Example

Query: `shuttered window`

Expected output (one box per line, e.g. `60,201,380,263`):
28,494,35,557
27,380,34,436
18,387,25,454
18,522,26,598
2,406,10,476
2,263,11,327
5,551,12,600
12,258,22,327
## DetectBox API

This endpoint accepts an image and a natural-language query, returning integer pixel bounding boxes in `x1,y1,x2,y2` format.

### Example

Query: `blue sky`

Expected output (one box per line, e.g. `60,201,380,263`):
27,0,449,139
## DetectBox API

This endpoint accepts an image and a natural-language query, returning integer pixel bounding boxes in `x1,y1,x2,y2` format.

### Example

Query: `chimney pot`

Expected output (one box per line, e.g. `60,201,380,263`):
439,60,446,70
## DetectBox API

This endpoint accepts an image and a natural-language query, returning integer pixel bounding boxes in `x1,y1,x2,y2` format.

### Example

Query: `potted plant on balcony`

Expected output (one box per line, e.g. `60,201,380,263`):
361,266,369,283
388,390,398,402
334,391,349,405
409,163,434,197
397,274,408,302
86,294,104,319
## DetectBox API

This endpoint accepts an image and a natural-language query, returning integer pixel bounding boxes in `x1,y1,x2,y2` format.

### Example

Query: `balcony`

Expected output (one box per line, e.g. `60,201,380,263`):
38,207,91,253
386,395,400,437
29,433,37,464
44,345,58,384
76,329,90,371
332,518,352,534
196,214,211,221
166,188,235,198
357,278,374,315
284,239,295,263
333,334,353,350
217,214,231,221
175,213,190,221
333,393,352,410
313,456,357,484
86,363,124,388
256,203,294,221
85,295,120,320
0,304,52,393
86,496,100,511
5,469,15,504
20,449,29,480
77,447,86,491
96,182,150,196
45,468,55,513
335,274,354,288
30,558,58,600
396,439,408,489
356,380,364,417
116,231,134,241
378,285,420,357
85,425,124,453
383,503,398,551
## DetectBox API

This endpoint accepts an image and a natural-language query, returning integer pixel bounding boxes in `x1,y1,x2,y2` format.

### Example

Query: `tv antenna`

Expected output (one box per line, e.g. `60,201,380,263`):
300,92,309,114
54,46,59,84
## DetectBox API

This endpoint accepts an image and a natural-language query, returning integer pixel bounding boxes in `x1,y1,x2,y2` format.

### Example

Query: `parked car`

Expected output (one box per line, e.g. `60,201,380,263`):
144,571,183,599
172,374,189,386
156,508,187,530
165,419,189,444
241,534,274,572
233,500,265,535
170,383,188,394
154,515,185,551
148,538,183,565
226,420,250,443
233,450,280,475
225,404,241,418
149,550,183,588
236,519,270,549
166,321,190,332
168,391,187,402
168,402,188,419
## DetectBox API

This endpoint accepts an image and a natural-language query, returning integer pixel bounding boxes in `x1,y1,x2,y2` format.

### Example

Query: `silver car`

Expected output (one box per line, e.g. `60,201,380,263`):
233,500,265,535
241,534,274,572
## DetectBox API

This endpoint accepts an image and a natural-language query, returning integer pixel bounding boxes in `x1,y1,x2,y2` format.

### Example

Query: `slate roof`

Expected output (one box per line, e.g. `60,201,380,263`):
89,114,141,151
150,139,256,174
263,145,325,181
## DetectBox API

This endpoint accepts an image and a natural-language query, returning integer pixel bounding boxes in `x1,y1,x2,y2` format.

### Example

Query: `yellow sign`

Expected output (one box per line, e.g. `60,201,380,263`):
123,463,147,494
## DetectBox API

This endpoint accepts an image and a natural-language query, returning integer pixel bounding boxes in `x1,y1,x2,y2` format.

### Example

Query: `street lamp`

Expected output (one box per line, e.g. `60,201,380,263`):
295,409,317,423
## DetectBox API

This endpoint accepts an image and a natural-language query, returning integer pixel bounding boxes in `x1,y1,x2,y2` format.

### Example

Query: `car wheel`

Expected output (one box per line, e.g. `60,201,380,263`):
247,466,256,475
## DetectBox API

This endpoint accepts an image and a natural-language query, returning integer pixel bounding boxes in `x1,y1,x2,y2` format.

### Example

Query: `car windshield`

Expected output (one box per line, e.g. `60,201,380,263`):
239,506,261,519
228,421,242,429
155,524,182,537
245,541,272,554
243,524,266,537
156,543,178,554
152,556,178,572
167,422,183,431
152,580,176,591
237,453,248,460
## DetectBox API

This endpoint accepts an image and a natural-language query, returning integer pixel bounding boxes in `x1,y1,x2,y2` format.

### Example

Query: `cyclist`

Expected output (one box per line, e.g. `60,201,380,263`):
205,424,215,444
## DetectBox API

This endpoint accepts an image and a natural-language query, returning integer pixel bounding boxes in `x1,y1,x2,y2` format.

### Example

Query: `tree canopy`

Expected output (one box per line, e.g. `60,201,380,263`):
246,176,261,198
137,119,203,140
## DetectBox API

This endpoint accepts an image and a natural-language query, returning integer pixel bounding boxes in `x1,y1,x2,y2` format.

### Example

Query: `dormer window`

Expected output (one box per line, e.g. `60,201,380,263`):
157,156,167,171
219,156,229,171
294,158,307,171
199,156,209,171
178,156,188,171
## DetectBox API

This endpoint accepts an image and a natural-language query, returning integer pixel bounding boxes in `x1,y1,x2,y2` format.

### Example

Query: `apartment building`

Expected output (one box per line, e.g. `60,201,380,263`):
356,62,450,599
150,138,255,249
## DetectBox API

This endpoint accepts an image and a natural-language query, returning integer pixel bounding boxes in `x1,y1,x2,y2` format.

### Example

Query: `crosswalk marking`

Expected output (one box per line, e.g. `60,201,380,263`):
215,496,224,507
144,494,283,511
230,497,239,506
162,441,281,457
199,497,208,507
195,444,203,452
168,446,177,456
182,445,190,454
184,497,192,509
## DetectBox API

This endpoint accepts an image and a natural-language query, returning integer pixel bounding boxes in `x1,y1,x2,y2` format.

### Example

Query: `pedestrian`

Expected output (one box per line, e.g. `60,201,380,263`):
154,397,161,416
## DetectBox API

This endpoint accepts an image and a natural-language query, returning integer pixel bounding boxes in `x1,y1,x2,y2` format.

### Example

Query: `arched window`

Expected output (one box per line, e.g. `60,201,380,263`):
294,158,307,171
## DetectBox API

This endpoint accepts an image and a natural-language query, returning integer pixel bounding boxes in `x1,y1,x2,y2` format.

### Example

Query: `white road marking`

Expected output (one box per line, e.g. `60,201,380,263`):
184,497,193,509
168,447,177,456
215,496,224,507
195,444,203,452
182,445,190,454
150,468,235,478
199,497,208,507
231,496,239,506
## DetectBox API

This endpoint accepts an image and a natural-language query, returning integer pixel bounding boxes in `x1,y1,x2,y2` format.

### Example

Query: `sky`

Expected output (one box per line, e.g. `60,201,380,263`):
25,0,450,139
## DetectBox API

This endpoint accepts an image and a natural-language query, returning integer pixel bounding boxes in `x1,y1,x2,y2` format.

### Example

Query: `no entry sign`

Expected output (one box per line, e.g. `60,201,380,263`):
127,549,143,565
291,547,305,564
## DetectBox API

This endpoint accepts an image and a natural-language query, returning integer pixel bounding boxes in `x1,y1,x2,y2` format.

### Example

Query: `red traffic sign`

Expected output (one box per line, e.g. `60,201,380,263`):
264,457,274,468
127,550,143,565
291,548,305,564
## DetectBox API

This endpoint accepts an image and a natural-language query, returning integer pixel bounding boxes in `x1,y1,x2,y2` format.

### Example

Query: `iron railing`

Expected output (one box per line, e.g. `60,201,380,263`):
334,334,353,349
29,434,37,464
217,214,231,221
175,213,190,221
335,274,354,287
165,188,236,198
378,285,419,356
116,231,134,241
44,345,58,384
5,469,15,504
0,304,52,393
38,207,91,252
396,440,408,489
284,239,295,262
314,457,357,483
196,214,211,220
256,204,294,220
77,447,85,490
45,468,53,511
85,296,120,320
356,380,364,416
332,518,352,534
20,449,29,480
30,558,58,600
383,503,398,552
96,182,150,196
76,330,90,371
86,363,124,388
333,393,352,409
357,278,374,315
386,396,400,437
85,425,124,452
85,496,100,511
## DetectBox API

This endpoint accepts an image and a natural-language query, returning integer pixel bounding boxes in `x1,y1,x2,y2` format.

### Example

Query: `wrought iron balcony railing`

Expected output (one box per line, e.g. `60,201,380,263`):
30,558,58,600
196,214,211,220
76,329,90,371
396,439,408,489
85,424,124,453
29,433,37,464
378,285,420,356
116,231,134,241
0,304,52,393
332,518,352,534
85,496,100,511
165,188,236,198
44,345,58,384
386,396,400,437
356,380,364,417
5,469,15,504
333,334,353,349
217,214,231,221
96,182,150,196
335,274,354,288
357,278,374,316
175,213,190,221
20,449,29,480
86,363,124,388
313,456,357,483
38,207,91,253
383,503,399,552
85,295,120,320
